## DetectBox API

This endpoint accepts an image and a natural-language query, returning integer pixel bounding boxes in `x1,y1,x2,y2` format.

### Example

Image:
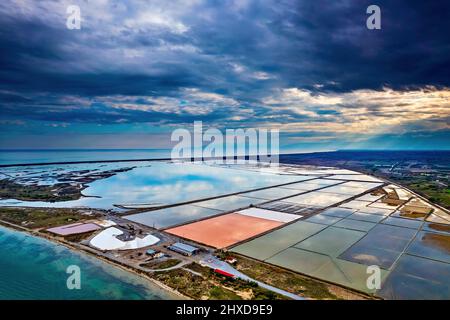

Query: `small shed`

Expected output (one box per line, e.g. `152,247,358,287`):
225,256,237,264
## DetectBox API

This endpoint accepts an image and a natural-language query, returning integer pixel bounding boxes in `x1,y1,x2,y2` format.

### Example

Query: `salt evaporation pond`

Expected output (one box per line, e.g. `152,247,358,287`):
0,161,300,210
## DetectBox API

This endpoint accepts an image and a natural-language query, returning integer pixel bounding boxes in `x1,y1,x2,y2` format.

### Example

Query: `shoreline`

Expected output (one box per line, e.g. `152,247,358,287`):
0,219,189,300
1,158,448,300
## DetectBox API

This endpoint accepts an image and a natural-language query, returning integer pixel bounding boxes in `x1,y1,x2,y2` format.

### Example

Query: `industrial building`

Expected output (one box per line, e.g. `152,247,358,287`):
168,242,199,256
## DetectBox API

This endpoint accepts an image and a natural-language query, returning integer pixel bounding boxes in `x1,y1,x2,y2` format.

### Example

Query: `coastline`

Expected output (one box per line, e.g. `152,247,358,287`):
1,155,448,300
0,219,189,300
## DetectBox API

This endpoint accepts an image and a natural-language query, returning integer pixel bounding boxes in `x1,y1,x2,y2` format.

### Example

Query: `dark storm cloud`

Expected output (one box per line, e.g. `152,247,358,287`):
0,0,449,131
0,97,232,124
2,1,449,91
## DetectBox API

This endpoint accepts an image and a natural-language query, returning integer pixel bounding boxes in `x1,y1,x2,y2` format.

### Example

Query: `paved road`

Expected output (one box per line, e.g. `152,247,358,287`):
200,255,305,300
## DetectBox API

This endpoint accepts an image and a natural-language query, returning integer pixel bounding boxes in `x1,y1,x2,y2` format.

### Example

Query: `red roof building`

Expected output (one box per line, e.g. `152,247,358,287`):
214,269,236,278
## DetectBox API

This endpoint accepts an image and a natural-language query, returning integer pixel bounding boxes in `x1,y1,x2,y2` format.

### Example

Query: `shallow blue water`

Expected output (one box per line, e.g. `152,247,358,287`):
0,225,176,300
0,162,299,209
0,149,171,165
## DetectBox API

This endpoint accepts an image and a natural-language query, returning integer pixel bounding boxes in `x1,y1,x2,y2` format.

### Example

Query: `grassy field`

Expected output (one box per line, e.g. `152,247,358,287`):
407,182,450,209
184,261,211,275
0,207,94,229
152,268,241,300
152,263,284,300
208,286,242,300
142,258,181,270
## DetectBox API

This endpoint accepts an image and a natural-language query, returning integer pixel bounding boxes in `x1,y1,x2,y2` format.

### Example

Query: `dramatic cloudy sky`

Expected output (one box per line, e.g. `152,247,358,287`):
0,0,449,151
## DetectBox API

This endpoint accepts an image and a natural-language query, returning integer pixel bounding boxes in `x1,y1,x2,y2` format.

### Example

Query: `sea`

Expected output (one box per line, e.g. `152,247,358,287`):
0,225,177,300
0,149,172,165
0,150,184,299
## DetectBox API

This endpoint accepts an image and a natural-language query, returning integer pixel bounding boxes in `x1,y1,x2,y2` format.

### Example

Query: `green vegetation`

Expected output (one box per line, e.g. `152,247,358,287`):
152,263,285,300
407,182,450,209
209,286,241,300
153,268,242,300
142,258,181,270
0,180,81,202
0,167,136,202
183,262,211,275
0,207,93,229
